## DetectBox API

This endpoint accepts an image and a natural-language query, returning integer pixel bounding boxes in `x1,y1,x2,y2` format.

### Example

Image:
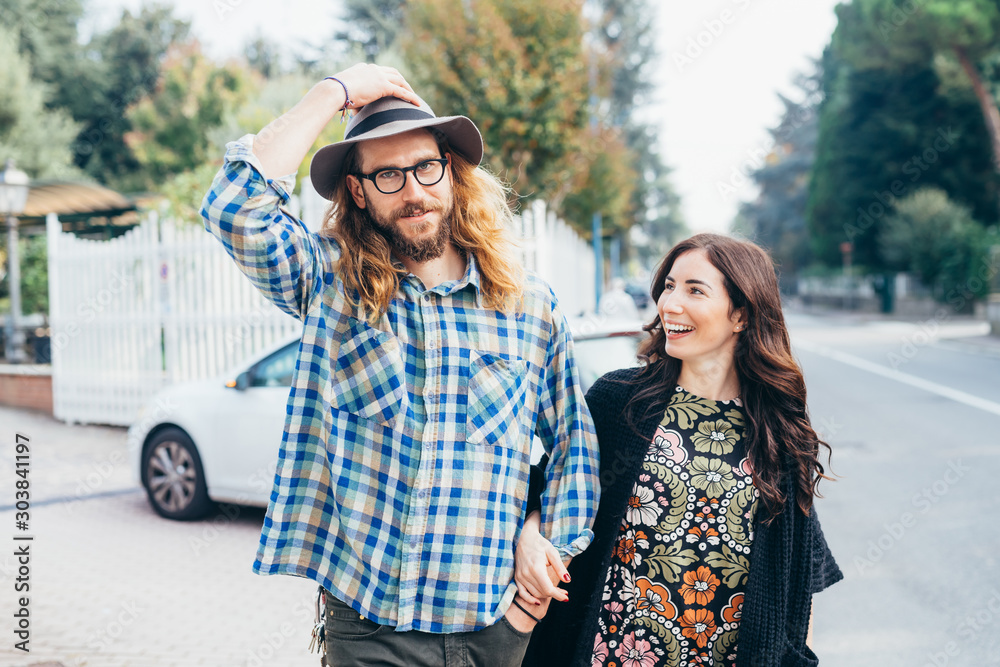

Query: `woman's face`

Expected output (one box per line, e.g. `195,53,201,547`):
657,249,744,367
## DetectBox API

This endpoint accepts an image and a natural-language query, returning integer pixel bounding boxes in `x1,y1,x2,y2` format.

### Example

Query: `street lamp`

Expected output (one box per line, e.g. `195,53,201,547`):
0,159,30,364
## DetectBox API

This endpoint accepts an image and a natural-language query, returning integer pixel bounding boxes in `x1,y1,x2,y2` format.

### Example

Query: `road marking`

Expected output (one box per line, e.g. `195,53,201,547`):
0,487,142,512
795,339,1000,418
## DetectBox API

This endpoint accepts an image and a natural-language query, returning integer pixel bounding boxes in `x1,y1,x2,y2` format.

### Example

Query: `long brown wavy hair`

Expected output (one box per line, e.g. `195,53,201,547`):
626,233,833,520
319,134,524,322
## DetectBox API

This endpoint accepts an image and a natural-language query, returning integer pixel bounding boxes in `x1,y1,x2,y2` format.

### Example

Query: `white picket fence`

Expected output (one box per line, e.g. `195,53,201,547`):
46,196,596,426
46,212,302,426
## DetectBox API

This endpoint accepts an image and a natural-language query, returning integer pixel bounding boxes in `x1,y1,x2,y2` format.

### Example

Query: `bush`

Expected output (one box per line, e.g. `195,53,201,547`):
879,187,996,303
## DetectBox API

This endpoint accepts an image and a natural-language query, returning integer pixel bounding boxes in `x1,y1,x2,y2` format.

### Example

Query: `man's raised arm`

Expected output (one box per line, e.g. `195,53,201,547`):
252,64,420,179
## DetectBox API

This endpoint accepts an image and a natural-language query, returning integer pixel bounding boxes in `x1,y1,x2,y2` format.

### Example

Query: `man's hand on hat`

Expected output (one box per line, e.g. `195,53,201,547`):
326,63,422,112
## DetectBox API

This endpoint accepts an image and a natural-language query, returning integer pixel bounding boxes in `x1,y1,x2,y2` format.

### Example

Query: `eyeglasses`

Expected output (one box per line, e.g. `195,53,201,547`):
353,157,449,195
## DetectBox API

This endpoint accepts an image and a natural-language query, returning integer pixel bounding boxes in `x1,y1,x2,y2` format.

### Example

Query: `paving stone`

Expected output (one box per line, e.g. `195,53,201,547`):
0,407,319,666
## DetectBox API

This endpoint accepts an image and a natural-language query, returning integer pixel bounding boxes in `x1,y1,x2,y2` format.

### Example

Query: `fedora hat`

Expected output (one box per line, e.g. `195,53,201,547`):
309,95,483,201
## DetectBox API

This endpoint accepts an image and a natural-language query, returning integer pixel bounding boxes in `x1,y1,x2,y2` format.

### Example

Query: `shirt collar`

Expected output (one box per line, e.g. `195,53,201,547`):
398,252,483,307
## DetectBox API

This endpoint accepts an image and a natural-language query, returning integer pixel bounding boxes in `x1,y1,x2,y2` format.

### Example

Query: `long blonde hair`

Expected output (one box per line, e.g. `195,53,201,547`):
319,137,524,322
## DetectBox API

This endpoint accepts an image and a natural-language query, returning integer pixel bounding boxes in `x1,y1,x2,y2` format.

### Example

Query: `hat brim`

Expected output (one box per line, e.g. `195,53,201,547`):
309,115,483,201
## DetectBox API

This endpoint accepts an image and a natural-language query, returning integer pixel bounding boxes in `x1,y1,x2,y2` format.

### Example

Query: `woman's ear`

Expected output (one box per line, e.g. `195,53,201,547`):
347,174,367,209
733,309,747,333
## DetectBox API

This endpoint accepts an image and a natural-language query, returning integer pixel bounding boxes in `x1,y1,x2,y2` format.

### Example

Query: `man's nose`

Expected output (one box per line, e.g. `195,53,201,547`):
399,172,425,200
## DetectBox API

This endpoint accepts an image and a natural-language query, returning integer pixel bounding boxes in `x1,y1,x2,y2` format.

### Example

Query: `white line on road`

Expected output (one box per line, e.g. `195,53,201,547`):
794,339,1000,418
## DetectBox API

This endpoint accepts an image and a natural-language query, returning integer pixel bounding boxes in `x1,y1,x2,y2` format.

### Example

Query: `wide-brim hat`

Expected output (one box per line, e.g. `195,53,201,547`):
309,95,483,201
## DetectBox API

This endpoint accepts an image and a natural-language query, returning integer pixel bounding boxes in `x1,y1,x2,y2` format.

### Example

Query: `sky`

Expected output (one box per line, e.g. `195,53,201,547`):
83,0,844,234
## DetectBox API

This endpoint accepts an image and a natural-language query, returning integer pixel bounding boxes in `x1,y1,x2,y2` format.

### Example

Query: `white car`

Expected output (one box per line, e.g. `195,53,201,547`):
129,317,646,520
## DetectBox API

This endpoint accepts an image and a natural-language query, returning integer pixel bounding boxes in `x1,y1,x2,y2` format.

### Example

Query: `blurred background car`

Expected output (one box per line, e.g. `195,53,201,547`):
130,318,646,520
623,280,653,311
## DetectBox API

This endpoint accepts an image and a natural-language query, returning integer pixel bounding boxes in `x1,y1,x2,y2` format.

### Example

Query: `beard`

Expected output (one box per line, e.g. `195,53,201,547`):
365,194,455,264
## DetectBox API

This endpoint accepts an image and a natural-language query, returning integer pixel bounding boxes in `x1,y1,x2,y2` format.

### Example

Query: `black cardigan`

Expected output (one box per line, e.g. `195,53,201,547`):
523,368,843,667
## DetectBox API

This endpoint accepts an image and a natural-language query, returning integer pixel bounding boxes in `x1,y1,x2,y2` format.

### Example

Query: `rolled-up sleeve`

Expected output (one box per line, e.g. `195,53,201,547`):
200,134,336,321
534,297,601,559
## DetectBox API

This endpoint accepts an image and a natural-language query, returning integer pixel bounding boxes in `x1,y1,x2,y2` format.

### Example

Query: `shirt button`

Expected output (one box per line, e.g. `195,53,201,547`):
417,489,428,500
422,294,431,303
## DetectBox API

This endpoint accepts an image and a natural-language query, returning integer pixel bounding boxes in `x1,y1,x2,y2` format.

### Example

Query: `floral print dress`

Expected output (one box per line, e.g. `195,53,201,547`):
592,388,758,667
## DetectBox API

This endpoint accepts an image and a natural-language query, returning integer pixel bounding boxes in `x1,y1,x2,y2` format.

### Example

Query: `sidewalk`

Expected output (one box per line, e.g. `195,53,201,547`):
0,406,318,667
784,301,1000,358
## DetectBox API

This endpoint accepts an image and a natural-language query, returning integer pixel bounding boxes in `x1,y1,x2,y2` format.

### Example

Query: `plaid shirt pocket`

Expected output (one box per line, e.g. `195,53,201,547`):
330,319,408,429
466,350,528,451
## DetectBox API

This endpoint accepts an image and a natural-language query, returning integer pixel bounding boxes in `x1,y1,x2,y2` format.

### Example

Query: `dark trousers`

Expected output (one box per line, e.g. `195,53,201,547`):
324,593,532,667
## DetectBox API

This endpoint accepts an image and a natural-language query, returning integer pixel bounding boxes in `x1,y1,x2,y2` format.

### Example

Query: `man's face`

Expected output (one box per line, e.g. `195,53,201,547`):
347,129,455,264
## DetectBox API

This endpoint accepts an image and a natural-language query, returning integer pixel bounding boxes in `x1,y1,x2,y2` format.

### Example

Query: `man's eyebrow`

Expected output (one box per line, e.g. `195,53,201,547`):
365,153,442,173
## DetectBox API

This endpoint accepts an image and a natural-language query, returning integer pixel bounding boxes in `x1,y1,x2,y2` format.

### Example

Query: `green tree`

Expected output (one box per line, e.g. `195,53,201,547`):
835,0,1000,217
0,0,83,96
880,187,997,305
0,26,81,179
125,41,254,189
806,37,997,269
403,0,590,209
67,5,190,189
589,0,684,263
740,69,821,283
335,0,408,61
559,125,637,238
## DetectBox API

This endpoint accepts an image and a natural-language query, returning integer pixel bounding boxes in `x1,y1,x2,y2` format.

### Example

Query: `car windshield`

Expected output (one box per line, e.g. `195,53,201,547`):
574,334,643,393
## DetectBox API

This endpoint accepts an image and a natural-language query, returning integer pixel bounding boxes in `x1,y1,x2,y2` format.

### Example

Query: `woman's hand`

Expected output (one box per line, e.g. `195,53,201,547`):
514,511,570,607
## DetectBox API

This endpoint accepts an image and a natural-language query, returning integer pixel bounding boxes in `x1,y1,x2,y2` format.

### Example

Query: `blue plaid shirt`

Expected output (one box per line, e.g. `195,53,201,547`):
201,135,600,633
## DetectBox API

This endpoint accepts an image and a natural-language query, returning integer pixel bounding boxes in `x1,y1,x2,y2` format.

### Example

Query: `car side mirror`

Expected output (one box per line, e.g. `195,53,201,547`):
229,372,250,391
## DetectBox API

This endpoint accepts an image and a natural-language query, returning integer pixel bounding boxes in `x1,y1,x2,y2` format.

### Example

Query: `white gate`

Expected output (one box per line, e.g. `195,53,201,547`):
517,199,596,317
46,196,596,426
46,212,301,426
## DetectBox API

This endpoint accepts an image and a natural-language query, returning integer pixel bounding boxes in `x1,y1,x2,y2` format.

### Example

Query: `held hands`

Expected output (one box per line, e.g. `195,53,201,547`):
514,511,570,606
505,511,571,633
325,63,422,111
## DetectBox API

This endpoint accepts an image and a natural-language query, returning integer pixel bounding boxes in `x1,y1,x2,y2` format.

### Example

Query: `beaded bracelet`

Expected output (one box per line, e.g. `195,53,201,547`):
323,76,353,122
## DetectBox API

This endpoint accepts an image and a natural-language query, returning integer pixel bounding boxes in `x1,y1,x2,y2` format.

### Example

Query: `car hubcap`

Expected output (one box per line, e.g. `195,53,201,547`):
147,441,196,512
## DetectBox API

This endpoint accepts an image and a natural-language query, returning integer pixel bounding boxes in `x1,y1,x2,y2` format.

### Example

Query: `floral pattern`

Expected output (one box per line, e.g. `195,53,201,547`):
593,388,758,666
690,420,741,455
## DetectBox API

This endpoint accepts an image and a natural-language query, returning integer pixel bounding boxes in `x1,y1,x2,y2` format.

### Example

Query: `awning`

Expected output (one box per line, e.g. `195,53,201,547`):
14,181,140,236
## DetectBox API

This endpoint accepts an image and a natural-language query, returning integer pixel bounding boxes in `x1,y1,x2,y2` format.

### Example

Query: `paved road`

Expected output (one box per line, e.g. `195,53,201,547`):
0,309,998,666
788,312,1000,666
0,409,318,667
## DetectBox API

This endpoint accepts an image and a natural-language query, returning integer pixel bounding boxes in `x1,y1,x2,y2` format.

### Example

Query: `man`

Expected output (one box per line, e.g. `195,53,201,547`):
201,63,599,666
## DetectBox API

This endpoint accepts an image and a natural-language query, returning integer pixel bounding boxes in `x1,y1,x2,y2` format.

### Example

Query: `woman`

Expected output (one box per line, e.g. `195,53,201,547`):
517,234,842,666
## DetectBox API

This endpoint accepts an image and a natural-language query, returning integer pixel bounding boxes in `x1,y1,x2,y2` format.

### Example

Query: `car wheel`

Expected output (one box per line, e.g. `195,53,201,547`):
141,428,213,520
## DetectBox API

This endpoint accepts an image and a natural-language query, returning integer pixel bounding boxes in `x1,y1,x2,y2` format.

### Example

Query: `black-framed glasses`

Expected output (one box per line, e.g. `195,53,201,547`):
354,157,449,195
